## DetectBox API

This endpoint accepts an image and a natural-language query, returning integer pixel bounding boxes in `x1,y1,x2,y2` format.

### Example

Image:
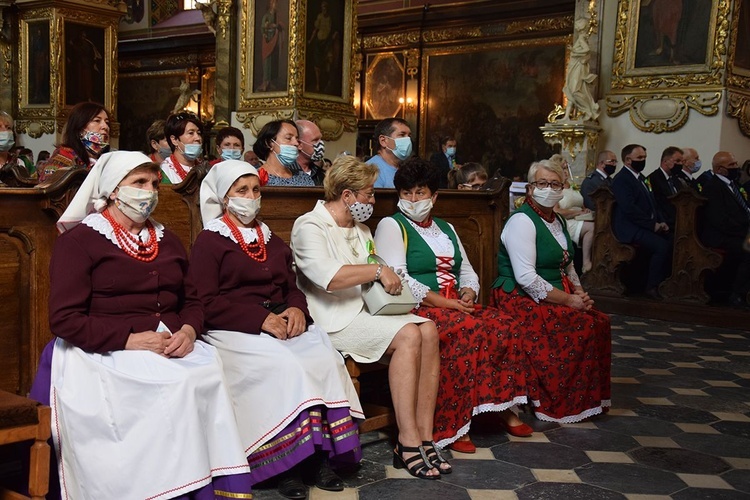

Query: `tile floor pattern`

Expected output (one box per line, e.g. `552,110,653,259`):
253,315,750,500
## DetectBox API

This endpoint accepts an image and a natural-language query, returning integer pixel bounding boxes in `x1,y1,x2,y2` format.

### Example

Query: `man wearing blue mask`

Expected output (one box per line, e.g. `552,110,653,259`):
678,147,702,192
295,119,326,186
429,136,462,189
368,118,413,188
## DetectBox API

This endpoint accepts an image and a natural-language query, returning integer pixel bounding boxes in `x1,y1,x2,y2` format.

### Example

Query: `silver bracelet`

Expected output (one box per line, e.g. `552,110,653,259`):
374,263,383,282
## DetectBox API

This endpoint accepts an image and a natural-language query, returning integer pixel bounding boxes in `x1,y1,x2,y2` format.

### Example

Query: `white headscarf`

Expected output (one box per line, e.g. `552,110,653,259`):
56,151,155,233
200,160,259,225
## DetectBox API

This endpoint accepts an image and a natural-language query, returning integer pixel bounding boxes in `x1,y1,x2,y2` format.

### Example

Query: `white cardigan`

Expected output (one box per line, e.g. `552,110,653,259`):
291,200,373,333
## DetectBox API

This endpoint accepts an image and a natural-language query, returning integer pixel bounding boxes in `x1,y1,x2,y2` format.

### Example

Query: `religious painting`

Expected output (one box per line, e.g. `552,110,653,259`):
422,38,567,179
610,0,728,91
117,71,187,151
732,0,750,73
252,0,290,93
26,21,51,106
364,53,405,120
304,0,347,98
64,22,106,106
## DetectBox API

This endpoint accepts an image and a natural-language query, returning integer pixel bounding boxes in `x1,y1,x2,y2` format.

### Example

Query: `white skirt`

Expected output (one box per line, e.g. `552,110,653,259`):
202,324,364,454
50,338,250,500
328,309,430,364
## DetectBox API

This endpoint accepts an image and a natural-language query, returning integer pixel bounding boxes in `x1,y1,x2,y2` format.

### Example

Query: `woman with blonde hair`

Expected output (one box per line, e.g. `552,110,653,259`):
291,155,449,479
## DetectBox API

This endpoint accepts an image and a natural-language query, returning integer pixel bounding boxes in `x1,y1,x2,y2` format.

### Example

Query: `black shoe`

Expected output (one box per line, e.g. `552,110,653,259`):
278,470,308,499
315,460,345,492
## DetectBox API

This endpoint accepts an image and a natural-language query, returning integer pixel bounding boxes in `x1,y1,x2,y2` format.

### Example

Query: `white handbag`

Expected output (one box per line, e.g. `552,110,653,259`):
362,254,417,315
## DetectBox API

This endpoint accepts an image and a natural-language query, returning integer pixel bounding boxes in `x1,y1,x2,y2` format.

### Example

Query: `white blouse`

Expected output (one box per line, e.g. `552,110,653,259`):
82,213,164,247
374,216,480,306
501,212,580,303
204,217,272,244
159,156,191,184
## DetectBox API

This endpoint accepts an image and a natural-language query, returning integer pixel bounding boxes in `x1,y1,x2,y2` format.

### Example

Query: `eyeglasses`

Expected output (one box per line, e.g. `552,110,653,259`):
354,190,375,201
461,183,484,190
531,180,564,191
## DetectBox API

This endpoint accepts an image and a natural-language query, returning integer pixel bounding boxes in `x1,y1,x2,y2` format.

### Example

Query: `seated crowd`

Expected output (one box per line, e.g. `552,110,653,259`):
1,102,746,498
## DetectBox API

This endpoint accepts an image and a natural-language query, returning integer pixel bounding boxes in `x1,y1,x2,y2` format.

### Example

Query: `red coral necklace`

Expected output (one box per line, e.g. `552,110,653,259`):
526,198,556,223
223,213,268,262
169,154,190,181
102,209,159,261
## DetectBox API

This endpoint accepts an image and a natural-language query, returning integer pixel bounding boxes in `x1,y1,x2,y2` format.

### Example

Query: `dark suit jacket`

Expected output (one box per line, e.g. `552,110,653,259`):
612,168,663,243
648,168,679,227
676,171,701,192
700,175,750,249
580,170,611,211
697,170,714,191
429,152,458,189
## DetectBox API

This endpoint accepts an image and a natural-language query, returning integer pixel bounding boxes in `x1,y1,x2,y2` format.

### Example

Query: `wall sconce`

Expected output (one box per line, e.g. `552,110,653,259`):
354,77,361,110
400,77,418,112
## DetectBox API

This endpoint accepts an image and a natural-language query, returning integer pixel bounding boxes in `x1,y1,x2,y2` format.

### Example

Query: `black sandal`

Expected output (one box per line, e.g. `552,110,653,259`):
422,441,452,474
392,442,440,480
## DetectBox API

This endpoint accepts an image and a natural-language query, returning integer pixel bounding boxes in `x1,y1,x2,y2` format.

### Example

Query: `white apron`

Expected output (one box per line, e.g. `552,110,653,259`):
50,338,250,500
202,324,364,454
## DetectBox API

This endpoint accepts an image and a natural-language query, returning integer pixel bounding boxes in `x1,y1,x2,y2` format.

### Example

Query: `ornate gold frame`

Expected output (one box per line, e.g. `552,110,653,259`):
726,0,750,137
610,0,729,91
17,6,118,136
418,35,571,155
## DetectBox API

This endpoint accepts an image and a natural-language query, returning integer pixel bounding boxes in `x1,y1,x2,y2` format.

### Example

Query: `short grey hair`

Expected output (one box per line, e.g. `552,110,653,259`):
527,160,564,183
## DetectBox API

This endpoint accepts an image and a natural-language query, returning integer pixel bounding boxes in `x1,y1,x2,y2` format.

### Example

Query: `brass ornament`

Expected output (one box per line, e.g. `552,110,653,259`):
14,120,55,138
605,92,721,133
726,91,750,137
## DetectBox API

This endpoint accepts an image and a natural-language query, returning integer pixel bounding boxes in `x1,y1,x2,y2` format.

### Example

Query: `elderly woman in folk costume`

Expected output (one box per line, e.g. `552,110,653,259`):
190,160,362,500
29,151,252,499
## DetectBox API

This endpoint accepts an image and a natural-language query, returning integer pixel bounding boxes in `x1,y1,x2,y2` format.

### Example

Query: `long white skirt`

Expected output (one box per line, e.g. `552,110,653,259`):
50,338,250,500
202,324,364,454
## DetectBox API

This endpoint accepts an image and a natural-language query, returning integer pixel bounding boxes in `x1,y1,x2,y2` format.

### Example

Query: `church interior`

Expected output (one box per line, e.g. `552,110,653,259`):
0,0,749,498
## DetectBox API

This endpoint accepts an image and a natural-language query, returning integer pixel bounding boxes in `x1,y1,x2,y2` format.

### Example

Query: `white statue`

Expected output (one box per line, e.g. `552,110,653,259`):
563,17,600,122
172,80,201,113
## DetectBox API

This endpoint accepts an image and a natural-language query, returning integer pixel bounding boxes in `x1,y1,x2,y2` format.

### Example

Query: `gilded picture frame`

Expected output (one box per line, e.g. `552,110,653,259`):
419,36,569,179
364,52,405,120
728,0,750,89
610,0,730,92
18,12,54,116
302,0,352,102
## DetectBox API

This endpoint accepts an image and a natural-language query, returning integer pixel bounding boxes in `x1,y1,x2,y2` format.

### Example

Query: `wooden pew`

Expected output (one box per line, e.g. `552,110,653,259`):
0,167,509,436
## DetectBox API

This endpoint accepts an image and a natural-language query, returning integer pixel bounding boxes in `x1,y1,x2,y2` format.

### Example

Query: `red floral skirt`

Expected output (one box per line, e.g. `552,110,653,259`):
415,305,528,447
491,288,611,422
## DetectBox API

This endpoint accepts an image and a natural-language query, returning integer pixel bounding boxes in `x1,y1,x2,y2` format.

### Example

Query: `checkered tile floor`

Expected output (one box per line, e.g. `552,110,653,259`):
253,315,750,500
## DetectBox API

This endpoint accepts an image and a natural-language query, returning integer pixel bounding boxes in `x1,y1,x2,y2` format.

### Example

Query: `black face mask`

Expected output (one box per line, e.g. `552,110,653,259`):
670,164,683,176
603,164,616,176
630,159,646,172
724,168,740,182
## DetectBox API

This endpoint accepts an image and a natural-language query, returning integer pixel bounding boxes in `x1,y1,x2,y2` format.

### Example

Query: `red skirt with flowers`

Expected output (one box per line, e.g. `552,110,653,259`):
415,305,528,447
491,288,611,422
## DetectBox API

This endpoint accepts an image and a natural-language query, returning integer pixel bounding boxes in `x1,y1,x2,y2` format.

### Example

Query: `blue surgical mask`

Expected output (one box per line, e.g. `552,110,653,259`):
689,160,701,174
388,136,412,161
158,146,172,158
273,140,299,166
445,146,456,157
181,143,202,161
221,149,243,161
0,131,14,152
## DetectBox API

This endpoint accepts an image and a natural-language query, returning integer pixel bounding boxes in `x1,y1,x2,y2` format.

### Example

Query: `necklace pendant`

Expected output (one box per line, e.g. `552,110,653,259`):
351,247,359,258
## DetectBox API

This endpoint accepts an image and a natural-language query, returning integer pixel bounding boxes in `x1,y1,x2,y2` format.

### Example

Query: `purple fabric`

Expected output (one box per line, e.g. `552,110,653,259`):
247,406,361,485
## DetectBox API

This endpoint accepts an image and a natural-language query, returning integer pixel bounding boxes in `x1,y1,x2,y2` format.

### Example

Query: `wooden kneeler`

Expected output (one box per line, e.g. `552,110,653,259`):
0,391,51,500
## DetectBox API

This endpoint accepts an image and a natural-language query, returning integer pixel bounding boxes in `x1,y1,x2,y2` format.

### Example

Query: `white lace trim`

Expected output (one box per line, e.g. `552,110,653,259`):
408,279,430,305
433,395,529,449
462,278,480,297
531,399,611,424
404,218,456,254
568,268,581,288
82,212,164,249
524,276,554,303
204,217,272,244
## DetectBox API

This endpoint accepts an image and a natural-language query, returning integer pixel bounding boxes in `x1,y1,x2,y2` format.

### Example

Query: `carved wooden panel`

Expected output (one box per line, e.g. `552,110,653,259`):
0,233,27,394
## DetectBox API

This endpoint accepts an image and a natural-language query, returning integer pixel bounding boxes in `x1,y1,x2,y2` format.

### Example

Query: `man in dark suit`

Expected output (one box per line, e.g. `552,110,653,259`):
429,135,461,189
612,144,673,299
701,151,750,307
581,150,617,210
678,147,702,192
647,146,684,229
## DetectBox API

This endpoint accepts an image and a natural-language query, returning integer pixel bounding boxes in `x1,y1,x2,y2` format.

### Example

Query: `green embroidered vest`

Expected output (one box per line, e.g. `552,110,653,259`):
391,212,463,293
492,202,574,294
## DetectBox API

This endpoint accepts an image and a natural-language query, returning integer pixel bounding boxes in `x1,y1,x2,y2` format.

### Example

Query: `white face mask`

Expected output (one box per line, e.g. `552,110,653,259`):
531,187,564,208
227,196,261,225
397,198,433,223
115,186,159,223
348,201,374,223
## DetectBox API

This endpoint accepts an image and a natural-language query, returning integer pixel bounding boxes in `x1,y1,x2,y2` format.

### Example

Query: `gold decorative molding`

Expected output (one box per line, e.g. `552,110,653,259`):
235,110,295,136
726,1,750,90
727,90,750,138
296,111,357,141
14,120,55,138
540,120,601,175
119,54,199,71
606,92,721,133
363,16,574,50
610,0,730,92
